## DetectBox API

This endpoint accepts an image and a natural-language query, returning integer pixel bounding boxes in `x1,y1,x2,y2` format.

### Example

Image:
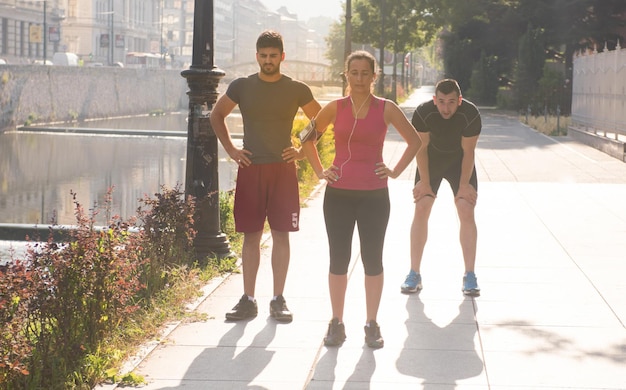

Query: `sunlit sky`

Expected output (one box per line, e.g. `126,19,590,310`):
261,0,344,21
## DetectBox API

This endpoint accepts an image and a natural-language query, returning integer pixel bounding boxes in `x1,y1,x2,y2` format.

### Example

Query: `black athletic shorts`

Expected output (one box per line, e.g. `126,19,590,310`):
414,148,477,195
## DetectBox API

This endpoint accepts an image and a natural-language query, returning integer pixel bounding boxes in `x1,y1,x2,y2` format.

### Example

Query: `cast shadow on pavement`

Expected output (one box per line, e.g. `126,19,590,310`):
396,295,484,389
496,319,626,364
157,318,277,389
307,344,377,389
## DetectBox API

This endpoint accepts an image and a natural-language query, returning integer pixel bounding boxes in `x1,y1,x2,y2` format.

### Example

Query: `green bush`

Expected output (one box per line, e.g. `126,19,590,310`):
292,116,335,201
219,190,241,254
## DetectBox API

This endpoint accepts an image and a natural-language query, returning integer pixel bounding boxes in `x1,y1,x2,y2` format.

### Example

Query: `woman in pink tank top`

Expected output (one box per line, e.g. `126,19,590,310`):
302,50,420,349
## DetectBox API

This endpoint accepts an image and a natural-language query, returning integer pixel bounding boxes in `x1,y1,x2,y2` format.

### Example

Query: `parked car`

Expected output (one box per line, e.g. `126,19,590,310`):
52,52,79,66
33,60,53,65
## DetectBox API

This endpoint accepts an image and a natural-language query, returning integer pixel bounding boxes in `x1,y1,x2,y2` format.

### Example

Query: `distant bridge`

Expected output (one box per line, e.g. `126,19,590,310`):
221,60,341,87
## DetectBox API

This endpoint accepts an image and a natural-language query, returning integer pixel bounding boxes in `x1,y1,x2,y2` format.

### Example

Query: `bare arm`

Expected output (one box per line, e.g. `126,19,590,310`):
301,99,322,120
210,94,252,166
301,100,337,180
282,98,323,162
413,132,436,200
456,134,479,204
376,101,421,179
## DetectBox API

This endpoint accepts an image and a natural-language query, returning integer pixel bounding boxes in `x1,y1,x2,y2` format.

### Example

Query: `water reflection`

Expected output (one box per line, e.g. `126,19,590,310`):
78,113,190,131
0,114,238,226
46,111,242,133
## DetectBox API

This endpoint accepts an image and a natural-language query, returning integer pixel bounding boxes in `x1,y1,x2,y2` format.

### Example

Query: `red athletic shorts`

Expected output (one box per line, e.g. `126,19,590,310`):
234,162,300,233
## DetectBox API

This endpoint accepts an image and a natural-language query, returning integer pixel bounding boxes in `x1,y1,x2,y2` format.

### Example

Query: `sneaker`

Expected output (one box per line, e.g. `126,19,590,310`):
400,270,422,293
269,295,293,323
462,272,481,297
324,318,346,346
225,294,258,321
364,320,384,349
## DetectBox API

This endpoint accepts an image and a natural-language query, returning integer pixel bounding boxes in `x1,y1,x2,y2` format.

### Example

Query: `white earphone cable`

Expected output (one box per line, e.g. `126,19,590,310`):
336,94,370,180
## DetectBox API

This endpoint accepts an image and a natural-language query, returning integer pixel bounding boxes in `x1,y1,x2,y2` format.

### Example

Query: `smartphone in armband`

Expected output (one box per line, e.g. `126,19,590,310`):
299,119,321,143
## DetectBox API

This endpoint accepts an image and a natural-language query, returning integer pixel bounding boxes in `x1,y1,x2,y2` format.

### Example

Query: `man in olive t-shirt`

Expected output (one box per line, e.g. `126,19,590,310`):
210,30,321,322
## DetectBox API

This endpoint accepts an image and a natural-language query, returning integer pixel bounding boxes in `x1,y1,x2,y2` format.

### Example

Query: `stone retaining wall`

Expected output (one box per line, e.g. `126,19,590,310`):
0,65,188,132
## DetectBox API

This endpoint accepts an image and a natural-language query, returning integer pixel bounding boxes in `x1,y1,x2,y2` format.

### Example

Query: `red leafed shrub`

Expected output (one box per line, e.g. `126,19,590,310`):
0,185,197,389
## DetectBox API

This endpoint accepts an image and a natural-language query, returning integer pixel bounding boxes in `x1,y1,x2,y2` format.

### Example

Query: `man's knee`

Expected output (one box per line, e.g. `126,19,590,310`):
270,229,290,242
455,199,475,220
414,197,435,216
243,230,264,244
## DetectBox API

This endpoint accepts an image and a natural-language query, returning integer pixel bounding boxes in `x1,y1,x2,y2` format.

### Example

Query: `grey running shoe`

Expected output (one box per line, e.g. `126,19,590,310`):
324,318,346,346
269,295,293,323
401,269,422,293
462,272,481,297
364,320,384,349
226,294,258,321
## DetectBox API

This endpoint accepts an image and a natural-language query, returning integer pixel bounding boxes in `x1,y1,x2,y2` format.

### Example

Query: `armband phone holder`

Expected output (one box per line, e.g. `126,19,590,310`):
299,119,321,143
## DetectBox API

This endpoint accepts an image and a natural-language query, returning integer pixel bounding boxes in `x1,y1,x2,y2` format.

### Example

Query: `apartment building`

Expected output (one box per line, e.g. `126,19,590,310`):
0,0,328,71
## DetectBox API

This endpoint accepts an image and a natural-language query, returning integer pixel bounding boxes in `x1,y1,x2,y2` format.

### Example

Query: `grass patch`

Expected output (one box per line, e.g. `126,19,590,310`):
101,257,237,386
521,115,571,136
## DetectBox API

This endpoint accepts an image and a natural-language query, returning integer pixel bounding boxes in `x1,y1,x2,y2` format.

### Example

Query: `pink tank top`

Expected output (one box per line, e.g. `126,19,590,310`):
330,96,388,190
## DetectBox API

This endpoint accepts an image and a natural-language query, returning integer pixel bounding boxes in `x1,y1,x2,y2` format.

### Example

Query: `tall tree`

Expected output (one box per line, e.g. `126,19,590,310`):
325,0,626,110
351,0,439,53
517,0,626,111
514,23,546,112
467,50,500,105
437,0,525,94
325,1,440,77
325,21,350,83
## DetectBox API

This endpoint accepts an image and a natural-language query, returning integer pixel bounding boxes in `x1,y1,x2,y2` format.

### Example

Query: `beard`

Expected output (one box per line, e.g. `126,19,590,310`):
260,63,280,76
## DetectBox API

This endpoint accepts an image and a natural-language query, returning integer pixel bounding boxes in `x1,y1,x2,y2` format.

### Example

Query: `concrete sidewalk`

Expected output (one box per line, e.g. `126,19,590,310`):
107,87,626,389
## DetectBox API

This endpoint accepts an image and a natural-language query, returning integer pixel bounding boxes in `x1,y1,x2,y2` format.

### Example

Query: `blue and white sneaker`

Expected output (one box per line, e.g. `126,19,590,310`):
462,271,481,297
401,270,422,293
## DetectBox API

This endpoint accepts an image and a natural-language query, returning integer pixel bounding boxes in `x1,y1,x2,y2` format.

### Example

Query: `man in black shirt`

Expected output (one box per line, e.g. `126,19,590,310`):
401,79,482,297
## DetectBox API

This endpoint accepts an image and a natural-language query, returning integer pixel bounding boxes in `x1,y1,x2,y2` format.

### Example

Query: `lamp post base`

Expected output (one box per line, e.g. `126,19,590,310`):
194,232,235,261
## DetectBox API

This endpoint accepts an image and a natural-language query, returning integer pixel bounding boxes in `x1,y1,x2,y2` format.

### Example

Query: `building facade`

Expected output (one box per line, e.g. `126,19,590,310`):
0,0,328,73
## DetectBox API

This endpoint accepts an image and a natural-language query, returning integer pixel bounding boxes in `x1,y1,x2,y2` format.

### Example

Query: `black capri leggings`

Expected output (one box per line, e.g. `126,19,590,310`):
323,186,390,276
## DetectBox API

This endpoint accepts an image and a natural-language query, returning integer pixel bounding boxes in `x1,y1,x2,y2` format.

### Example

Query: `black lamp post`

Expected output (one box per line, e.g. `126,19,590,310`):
43,0,47,63
97,8,114,64
109,0,114,65
181,0,232,261
343,0,351,96
377,0,385,96
391,29,397,102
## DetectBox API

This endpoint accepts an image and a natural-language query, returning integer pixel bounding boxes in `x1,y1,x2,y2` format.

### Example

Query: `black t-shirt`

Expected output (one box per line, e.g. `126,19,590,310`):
411,99,481,155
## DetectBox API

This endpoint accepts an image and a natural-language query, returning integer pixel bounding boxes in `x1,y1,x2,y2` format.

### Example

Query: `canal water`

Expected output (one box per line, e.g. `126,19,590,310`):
0,87,341,262
0,112,240,227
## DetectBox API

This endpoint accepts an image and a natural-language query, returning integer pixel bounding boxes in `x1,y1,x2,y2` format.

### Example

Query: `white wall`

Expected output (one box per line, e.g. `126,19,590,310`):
571,44,626,137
